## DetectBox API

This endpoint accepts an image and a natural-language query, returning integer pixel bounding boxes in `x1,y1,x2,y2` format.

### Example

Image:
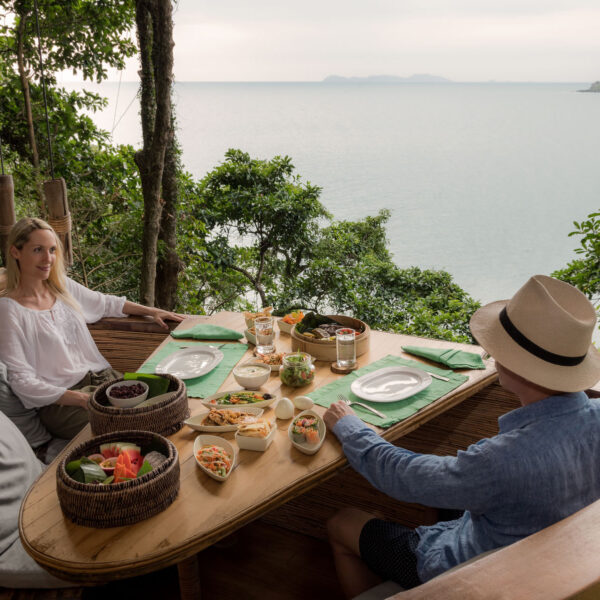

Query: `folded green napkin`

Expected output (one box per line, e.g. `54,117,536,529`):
401,346,485,370
124,372,171,398
170,324,243,340
309,355,468,427
138,341,248,398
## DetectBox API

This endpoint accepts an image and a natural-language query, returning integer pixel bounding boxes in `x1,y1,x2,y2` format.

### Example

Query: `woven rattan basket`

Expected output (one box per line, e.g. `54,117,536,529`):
89,373,189,437
56,430,179,528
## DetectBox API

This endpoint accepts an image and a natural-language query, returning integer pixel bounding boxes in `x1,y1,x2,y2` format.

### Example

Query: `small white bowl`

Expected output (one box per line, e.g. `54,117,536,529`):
288,409,326,455
233,362,271,389
235,420,277,452
244,328,256,345
106,381,149,408
193,434,237,482
277,319,293,335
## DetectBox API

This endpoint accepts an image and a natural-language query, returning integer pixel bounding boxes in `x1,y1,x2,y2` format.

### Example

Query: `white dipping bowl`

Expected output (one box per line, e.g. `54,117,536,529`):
106,381,149,408
233,362,271,389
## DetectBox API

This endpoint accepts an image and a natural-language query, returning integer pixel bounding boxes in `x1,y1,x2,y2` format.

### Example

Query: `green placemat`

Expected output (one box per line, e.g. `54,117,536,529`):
309,355,468,428
138,341,248,398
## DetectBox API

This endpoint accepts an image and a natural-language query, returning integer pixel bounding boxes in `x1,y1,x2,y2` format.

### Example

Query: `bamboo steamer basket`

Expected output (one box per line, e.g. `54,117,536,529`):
290,315,370,362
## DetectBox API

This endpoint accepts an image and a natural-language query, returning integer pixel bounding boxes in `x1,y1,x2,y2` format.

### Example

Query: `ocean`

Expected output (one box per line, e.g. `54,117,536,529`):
67,81,600,305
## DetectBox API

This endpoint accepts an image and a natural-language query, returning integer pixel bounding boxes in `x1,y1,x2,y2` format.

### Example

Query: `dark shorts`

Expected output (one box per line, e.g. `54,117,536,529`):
359,519,422,590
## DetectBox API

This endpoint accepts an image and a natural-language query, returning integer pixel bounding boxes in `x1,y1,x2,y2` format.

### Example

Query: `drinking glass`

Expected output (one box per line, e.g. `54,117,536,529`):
254,316,275,354
336,328,356,368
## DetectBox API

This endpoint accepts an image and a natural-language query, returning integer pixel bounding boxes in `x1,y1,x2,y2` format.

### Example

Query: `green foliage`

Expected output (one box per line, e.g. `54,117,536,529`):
191,149,479,342
0,0,136,83
552,211,600,306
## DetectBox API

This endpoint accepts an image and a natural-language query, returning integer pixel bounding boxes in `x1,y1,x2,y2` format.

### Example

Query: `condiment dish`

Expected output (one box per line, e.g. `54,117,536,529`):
106,381,149,409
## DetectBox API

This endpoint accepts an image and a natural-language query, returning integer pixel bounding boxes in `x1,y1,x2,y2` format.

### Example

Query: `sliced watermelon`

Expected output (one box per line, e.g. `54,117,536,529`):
100,442,141,460
100,443,119,459
121,448,143,475
117,443,141,454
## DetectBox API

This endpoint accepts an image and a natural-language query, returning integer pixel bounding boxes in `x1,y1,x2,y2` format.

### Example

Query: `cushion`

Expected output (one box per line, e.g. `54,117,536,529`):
0,362,51,449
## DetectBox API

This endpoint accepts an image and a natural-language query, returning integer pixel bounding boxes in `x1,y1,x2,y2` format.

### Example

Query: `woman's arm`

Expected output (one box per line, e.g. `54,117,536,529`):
122,301,185,330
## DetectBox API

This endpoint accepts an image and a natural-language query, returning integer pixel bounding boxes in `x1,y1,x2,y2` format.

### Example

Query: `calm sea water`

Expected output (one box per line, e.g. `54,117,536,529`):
68,81,600,305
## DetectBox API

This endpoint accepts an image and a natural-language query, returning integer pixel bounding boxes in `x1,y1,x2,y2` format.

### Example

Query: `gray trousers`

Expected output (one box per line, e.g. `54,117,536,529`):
38,368,121,440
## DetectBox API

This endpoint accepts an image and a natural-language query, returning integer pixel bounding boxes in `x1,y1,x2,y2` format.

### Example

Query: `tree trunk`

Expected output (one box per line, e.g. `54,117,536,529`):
134,0,174,306
155,122,181,310
16,12,45,215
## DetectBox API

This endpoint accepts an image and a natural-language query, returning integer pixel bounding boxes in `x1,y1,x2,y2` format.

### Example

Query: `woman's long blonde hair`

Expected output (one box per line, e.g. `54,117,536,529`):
1,217,79,311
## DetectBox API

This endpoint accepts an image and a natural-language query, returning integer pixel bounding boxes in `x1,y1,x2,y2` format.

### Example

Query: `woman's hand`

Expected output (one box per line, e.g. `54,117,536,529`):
58,389,91,408
123,301,186,330
324,401,356,432
149,308,186,330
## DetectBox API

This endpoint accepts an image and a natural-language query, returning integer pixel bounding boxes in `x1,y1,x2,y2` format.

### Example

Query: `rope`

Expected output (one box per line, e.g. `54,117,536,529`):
33,0,55,179
112,90,139,134
0,223,14,235
47,213,72,234
111,69,123,134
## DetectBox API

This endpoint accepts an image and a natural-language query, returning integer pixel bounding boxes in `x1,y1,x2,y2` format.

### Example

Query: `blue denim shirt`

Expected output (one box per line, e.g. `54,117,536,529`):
332,392,600,582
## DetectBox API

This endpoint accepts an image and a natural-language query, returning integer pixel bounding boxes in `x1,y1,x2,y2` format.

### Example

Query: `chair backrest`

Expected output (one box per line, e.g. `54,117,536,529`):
391,498,600,600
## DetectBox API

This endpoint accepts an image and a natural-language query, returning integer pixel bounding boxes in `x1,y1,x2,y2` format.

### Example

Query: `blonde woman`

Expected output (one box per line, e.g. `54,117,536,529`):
0,217,184,440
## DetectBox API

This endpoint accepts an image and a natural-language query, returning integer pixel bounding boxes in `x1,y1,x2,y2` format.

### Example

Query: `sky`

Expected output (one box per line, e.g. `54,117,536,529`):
58,0,600,83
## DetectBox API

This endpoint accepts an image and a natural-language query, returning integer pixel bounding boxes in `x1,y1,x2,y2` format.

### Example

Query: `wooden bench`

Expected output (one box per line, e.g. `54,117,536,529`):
393,498,600,600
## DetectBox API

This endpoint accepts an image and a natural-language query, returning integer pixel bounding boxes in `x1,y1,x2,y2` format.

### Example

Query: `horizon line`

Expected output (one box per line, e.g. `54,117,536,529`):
60,79,594,85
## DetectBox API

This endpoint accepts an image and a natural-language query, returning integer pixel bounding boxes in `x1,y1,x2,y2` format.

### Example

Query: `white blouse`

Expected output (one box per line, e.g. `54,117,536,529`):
0,278,126,409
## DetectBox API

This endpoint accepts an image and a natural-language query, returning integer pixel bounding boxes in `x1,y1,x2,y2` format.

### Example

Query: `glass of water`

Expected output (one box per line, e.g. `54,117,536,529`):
336,328,356,368
254,316,275,354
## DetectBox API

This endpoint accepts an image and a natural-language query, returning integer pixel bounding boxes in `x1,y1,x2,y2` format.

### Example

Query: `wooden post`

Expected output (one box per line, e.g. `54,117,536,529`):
0,174,15,266
177,556,201,600
43,177,73,266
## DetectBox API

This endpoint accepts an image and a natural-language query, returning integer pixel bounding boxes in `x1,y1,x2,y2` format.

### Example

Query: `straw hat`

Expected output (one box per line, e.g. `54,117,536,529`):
470,275,600,392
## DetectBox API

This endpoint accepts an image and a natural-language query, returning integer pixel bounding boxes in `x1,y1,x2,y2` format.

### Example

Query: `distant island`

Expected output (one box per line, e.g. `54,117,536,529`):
322,74,452,83
579,81,600,93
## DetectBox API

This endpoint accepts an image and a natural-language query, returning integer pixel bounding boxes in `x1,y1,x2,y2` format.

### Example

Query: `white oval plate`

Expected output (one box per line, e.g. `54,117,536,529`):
193,435,237,482
185,407,265,432
201,389,278,410
350,366,432,402
155,346,224,380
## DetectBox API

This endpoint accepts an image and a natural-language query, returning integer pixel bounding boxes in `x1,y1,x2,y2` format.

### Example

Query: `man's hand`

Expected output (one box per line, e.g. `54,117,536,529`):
324,400,356,431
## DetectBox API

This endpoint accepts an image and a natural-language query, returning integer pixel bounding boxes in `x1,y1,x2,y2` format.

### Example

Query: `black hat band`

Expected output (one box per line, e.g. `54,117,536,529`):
499,307,586,367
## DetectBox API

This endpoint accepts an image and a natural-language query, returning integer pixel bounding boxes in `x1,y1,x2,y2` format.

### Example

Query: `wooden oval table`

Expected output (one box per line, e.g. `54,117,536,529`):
19,312,497,598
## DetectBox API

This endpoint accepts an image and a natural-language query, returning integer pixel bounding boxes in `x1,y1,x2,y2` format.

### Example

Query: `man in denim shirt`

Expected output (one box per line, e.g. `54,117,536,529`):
324,275,600,598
